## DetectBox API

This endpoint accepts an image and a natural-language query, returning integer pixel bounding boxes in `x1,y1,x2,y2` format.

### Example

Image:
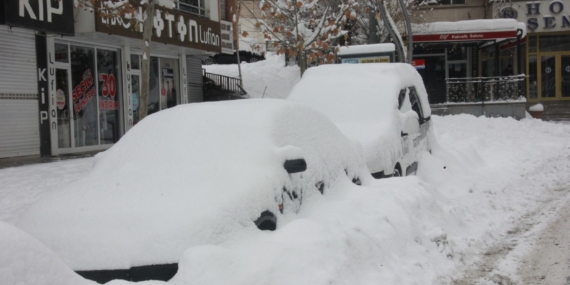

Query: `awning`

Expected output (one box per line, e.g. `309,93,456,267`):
412,19,525,44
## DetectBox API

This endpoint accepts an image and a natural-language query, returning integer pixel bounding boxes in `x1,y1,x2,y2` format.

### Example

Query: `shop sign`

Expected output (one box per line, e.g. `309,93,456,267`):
513,0,570,32
2,0,74,35
411,59,425,69
220,20,234,54
96,3,221,53
341,56,390,64
413,31,518,43
162,68,174,79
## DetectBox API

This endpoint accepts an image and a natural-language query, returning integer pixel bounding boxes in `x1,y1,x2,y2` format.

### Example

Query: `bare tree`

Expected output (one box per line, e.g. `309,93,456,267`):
242,0,359,75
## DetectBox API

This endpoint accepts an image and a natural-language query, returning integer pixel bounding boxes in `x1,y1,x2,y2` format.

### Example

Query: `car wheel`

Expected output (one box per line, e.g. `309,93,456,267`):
254,210,276,231
393,165,402,177
203,58,215,65
248,57,259,63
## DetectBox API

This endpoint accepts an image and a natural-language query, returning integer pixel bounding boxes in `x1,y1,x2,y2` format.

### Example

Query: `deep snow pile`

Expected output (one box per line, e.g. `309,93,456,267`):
1,115,570,284
203,54,300,99
0,221,96,285
15,99,368,271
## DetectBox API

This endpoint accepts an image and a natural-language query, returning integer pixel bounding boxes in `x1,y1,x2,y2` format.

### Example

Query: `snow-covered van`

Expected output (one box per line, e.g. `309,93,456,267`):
288,63,433,178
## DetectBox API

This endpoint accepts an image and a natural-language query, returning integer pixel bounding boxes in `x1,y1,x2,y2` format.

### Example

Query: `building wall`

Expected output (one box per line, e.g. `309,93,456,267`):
412,0,486,23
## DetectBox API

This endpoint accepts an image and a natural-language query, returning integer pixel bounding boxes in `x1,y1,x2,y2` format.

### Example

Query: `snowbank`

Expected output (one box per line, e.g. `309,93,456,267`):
203,54,300,99
0,221,96,285
3,114,570,284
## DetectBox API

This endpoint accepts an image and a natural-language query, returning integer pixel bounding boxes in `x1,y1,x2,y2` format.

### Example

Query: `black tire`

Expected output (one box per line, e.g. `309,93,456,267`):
248,57,259,63
203,58,215,65
393,165,402,177
254,210,276,231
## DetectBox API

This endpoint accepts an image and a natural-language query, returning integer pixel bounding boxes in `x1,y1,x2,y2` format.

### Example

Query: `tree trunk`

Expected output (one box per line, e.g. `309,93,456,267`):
139,0,155,121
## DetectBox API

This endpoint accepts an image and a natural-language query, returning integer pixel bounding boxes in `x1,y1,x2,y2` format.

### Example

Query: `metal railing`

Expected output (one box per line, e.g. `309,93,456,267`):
203,69,247,95
446,75,526,103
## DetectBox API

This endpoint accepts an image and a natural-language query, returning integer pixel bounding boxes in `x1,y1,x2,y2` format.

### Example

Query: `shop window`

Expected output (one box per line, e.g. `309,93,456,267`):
539,35,570,53
71,45,98,147
160,58,179,109
130,54,140,70
148,57,160,115
97,49,121,144
56,69,71,148
540,55,556,98
447,46,467,61
55,43,68,63
528,36,537,53
528,55,537,98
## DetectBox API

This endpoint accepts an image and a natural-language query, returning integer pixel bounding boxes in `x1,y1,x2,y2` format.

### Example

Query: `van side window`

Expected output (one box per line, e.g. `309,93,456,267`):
398,88,406,110
408,87,424,123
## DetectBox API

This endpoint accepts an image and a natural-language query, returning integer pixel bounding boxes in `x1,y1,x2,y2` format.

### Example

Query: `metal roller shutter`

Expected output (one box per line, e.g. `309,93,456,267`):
186,57,203,103
0,26,40,158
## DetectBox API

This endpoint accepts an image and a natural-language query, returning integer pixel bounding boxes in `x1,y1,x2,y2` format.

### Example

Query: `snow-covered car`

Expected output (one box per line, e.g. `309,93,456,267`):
288,63,433,178
16,99,367,283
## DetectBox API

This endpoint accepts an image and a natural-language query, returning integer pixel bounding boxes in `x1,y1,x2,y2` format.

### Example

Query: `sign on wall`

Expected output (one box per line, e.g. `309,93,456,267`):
341,56,390,64
2,0,74,35
220,20,234,54
96,3,222,53
510,0,570,32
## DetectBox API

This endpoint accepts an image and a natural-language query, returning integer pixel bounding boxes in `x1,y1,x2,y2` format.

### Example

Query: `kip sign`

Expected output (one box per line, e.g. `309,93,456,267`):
1,0,74,35
96,3,222,53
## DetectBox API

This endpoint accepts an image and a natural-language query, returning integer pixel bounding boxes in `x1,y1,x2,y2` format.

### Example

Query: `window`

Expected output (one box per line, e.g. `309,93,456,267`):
438,0,465,4
178,0,207,17
419,0,465,5
408,87,425,123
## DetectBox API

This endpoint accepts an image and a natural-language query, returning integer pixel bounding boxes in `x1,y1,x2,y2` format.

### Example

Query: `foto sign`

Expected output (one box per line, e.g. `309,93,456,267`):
96,3,221,53
2,0,74,35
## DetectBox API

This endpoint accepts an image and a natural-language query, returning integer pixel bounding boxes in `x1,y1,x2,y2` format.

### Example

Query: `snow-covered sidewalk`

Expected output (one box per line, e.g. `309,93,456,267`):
1,114,570,285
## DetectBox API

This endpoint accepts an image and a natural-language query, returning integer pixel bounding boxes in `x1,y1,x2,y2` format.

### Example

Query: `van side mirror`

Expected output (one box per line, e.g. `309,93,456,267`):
284,159,307,174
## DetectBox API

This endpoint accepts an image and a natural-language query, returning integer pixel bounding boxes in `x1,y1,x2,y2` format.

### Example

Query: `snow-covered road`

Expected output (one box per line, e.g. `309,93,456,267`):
1,113,570,285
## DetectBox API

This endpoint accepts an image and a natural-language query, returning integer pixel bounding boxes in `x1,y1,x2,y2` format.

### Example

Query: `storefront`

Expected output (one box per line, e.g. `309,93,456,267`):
412,19,525,104
1,0,223,158
506,0,570,103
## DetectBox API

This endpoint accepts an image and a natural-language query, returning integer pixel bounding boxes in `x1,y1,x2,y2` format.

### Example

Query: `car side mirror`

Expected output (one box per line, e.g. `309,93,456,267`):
284,159,307,174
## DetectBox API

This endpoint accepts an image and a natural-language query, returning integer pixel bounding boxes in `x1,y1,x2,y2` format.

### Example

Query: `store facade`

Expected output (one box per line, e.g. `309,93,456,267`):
501,0,570,103
0,0,223,158
411,20,525,105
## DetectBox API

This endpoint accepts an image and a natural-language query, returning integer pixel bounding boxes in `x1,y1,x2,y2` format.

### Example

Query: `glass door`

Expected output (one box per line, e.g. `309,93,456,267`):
561,55,570,97
56,68,72,148
540,55,556,98
131,74,141,125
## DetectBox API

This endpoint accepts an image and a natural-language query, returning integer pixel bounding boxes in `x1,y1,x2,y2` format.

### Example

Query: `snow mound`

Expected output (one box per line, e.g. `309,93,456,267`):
0,221,95,285
204,54,300,99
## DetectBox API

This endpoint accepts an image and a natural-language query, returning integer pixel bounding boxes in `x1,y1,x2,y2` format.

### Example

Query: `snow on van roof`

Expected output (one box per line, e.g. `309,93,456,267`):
337,43,396,56
17,99,366,271
287,63,431,173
